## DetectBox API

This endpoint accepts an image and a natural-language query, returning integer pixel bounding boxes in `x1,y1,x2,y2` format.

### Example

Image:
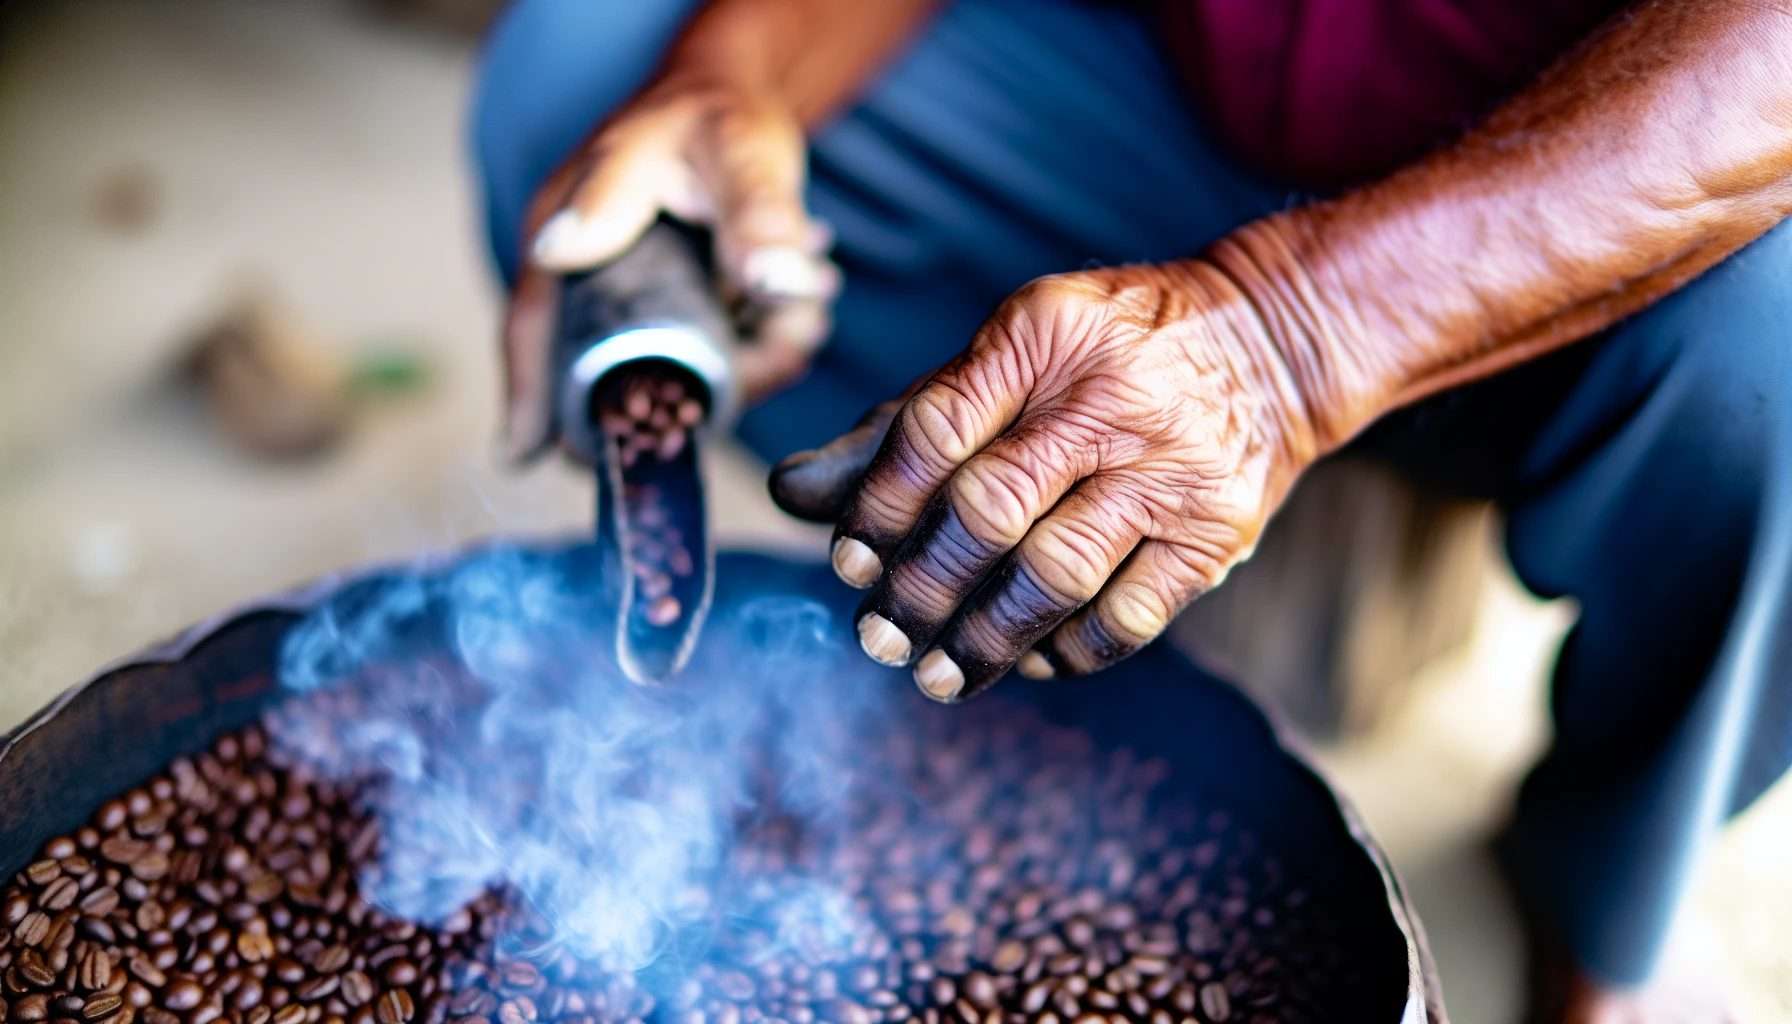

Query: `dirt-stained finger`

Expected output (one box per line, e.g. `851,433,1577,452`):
1039,539,1219,678
912,482,1145,701
767,400,903,524
850,415,1095,668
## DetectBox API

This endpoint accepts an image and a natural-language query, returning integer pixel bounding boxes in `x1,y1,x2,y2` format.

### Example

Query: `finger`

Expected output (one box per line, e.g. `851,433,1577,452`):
736,294,834,402
1027,539,1220,680
910,480,1146,701
851,416,1096,668
831,353,1030,588
767,400,902,523
529,138,674,271
498,266,559,463
692,105,832,300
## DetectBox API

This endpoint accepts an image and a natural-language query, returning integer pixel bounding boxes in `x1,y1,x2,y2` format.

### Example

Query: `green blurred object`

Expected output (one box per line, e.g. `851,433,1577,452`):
348,347,430,397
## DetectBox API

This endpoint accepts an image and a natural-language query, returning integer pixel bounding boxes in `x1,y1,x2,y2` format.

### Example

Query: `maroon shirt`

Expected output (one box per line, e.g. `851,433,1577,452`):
1161,0,1625,187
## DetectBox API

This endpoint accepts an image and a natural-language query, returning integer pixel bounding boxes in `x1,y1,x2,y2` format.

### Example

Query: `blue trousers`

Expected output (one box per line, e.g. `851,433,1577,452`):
473,0,1792,986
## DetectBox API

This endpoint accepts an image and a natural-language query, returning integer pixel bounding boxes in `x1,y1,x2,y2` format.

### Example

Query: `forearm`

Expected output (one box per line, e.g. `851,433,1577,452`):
1212,0,1792,451
656,0,941,127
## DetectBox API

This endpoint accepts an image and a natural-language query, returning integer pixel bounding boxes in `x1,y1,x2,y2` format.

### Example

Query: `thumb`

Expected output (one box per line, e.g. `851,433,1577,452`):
768,400,901,522
529,139,672,272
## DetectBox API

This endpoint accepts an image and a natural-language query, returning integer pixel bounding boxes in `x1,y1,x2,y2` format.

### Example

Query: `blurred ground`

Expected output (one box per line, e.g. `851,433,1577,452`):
1,2,1787,1021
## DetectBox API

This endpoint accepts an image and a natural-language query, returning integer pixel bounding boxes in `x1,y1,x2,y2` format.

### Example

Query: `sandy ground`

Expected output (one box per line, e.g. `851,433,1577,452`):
1,2,1787,1020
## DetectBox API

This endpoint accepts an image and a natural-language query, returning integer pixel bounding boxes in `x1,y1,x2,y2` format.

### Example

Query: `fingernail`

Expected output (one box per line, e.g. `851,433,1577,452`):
744,247,825,297
913,649,964,702
1017,650,1055,680
531,209,598,267
857,613,911,666
831,537,881,588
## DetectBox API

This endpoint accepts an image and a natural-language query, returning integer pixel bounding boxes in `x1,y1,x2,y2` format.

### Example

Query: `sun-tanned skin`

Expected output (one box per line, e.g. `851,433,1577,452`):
499,2,1792,1020
498,0,940,461
786,0,1792,700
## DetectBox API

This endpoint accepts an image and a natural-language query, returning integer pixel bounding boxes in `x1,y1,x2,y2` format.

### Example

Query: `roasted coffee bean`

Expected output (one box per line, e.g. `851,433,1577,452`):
95,840,146,868
1199,981,1231,1022
243,876,283,905
493,963,537,994
235,934,274,965
312,946,350,975
77,888,119,919
444,993,489,1018
375,992,414,1024
124,959,163,990
17,951,57,989
161,980,202,1012
490,999,527,1024
76,951,112,991
5,895,31,926
25,862,61,887
39,881,79,915
75,918,113,947
379,962,416,989
124,856,167,885
14,913,51,949
297,976,338,1003
339,973,374,1008
45,921,74,957
642,596,681,627
82,995,123,1021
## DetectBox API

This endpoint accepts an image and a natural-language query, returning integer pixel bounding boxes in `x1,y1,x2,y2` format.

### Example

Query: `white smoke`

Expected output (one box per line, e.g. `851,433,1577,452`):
275,545,893,974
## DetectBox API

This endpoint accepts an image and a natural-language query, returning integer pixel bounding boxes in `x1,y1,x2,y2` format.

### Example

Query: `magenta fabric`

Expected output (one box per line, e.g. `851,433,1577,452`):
1160,0,1624,187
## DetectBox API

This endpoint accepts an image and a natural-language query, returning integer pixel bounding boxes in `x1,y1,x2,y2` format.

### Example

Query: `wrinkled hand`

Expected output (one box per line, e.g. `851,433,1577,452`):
500,73,839,460
771,264,1330,702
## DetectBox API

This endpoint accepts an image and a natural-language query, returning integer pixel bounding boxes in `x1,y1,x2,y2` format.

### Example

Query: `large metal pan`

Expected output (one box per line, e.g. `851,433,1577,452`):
0,545,1444,1023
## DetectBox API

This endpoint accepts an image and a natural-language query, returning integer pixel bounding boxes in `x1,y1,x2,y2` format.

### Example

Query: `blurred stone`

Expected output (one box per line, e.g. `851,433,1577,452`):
89,163,161,235
182,292,349,460
68,520,138,594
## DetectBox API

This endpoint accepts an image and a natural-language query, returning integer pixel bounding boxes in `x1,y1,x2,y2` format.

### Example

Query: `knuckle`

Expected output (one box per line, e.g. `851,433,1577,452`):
903,385,983,468
1100,580,1171,643
949,455,1039,547
1011,273,1086,311
1026,521,1113,604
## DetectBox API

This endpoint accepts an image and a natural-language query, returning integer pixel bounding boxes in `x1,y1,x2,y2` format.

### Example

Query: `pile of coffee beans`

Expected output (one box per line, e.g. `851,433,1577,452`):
596,369,705,630
615,483,692,629
597,372,703,473
3,690,1355,1024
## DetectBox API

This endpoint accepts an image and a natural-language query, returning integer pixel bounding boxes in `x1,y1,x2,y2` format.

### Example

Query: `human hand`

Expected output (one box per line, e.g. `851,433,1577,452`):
771,259,1355,702
499,72,839,460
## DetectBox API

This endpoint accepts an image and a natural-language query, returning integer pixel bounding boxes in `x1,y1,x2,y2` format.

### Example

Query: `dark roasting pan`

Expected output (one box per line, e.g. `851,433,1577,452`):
0,545,1444,1023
